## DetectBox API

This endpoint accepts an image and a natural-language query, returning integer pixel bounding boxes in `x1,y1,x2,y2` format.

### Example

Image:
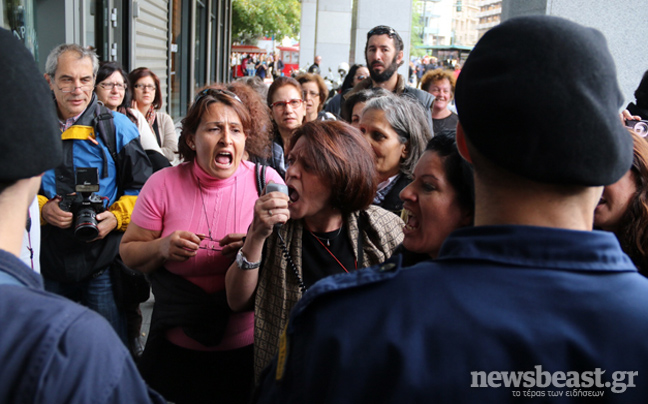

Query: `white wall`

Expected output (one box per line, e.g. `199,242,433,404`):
503,0,648,107
299,0,353,80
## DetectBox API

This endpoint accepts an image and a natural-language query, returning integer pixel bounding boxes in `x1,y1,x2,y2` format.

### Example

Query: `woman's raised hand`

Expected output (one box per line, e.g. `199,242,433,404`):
248,185,290,242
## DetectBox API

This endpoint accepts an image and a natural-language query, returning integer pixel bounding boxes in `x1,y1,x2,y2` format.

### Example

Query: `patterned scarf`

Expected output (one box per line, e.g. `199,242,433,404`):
145,104,157,129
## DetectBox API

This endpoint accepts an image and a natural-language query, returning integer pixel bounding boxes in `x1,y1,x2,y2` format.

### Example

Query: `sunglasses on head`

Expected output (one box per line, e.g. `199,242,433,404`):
367,25,398,39
194,88,243,104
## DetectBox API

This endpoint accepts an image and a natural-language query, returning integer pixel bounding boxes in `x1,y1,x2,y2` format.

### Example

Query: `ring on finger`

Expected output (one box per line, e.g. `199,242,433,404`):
268,209,273,216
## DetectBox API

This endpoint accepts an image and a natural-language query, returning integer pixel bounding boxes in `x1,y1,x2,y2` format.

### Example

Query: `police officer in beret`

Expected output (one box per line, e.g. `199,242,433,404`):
254,16,648,403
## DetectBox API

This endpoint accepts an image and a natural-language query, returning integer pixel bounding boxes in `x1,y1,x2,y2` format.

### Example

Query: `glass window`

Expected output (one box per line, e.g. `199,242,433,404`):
2,0,38,59
194,0,208,91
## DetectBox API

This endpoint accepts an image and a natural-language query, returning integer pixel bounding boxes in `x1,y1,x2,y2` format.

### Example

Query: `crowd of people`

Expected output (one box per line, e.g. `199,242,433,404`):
3,15,648,404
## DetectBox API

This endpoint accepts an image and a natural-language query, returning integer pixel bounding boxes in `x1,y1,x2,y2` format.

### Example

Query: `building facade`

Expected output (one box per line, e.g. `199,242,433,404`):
1,0,233,119
476,0,501,39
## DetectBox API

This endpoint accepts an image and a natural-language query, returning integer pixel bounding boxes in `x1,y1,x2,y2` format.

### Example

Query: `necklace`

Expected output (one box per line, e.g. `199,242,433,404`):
307,227,357,274
196,177,217,250
307,226,342,247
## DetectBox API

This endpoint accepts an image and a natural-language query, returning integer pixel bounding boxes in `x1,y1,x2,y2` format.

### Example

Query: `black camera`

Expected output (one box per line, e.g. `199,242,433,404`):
625,119,648,137
59,167,106,241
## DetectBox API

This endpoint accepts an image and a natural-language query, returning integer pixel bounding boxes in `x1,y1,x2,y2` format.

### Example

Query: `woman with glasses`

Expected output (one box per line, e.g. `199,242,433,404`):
225,120,404,381
324,64,370,118
266,76,306,178
420,68,459,134
120,88,283,404
94,62,161,153
296,73,336,122
129,67,178,164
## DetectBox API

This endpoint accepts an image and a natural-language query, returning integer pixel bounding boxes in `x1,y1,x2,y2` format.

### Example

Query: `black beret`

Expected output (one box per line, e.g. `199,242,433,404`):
455,16,632,186
0,28,61,182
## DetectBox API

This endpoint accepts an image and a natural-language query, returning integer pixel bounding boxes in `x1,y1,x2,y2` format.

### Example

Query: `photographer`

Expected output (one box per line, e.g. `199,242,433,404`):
39,44,152,346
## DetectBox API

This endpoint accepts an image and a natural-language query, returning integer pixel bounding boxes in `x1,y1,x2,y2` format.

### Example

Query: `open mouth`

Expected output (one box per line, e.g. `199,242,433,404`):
287,185,299,203
214,151,233,167
402,208,419,232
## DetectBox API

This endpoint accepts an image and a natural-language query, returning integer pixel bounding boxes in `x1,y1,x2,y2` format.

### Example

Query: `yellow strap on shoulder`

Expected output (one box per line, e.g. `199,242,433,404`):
275,322,290,381
61,125,95,141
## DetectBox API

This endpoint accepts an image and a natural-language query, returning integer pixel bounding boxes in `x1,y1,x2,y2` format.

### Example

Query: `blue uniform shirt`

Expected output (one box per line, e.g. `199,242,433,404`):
0,249,165,403
256,225,648,403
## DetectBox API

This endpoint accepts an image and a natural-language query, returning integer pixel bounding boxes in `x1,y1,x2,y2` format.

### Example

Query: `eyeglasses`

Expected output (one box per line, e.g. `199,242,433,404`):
271,99,303,111
194,88,243,104
97,82,127,91
355,75,367,81
133,84,156,91
58,84,94,93
303,90,319,99
198,236,224,251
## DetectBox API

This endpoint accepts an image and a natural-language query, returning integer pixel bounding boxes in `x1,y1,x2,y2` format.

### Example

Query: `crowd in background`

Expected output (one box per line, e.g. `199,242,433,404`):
4,16,648,404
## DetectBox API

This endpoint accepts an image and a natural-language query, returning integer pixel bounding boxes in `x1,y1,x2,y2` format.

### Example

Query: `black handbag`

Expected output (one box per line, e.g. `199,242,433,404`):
109,254,150,310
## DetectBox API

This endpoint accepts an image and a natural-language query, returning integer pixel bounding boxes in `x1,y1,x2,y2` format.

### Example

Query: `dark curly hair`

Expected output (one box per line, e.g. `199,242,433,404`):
616,131,648,275
209,82,272,160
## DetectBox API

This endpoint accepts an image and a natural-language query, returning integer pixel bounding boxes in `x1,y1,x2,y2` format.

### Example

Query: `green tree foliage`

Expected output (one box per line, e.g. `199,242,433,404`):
411,0,425,57
232,0,301,44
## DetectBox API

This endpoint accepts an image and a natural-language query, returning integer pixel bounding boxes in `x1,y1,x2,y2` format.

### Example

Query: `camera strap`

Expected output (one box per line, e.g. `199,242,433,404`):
94,104,119,184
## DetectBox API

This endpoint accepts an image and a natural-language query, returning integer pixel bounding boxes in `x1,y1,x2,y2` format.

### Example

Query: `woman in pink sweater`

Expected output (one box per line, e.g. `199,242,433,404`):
120,89,283,404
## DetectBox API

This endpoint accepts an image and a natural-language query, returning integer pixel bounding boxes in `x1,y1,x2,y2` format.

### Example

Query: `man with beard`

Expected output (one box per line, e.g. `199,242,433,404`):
341,25,433,130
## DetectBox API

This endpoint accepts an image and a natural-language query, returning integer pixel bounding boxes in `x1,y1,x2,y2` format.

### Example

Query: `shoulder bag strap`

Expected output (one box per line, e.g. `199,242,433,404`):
255,162,267,197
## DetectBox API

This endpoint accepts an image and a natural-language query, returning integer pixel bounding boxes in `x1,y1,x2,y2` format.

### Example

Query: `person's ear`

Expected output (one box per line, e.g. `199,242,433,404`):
185,134,196,150
44,73,54,91
401,142,409,159
396,50,404,66
456,122,472,164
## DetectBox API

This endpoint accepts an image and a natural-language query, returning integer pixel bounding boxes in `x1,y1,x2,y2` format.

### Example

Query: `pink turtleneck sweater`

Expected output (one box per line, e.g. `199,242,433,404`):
132,160,283,351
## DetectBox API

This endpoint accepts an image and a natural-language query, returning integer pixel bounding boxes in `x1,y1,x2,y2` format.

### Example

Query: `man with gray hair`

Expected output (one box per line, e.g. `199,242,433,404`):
40,43,151,347
0,28,164,404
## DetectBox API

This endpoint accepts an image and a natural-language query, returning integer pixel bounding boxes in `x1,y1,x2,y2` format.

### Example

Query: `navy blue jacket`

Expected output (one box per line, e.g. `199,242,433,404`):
256,226,648,403
0,249,165,403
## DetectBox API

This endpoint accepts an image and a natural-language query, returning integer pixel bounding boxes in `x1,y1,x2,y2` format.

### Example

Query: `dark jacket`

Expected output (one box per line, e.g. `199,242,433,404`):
0,249,165,403
342,74,434,132
627,102,648,120
40,94,152,282
256,226,648,403
376,173,411,214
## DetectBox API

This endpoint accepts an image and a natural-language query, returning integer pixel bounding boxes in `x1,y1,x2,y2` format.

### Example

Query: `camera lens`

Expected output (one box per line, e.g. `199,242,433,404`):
74,207,99,241
635,122,648,138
